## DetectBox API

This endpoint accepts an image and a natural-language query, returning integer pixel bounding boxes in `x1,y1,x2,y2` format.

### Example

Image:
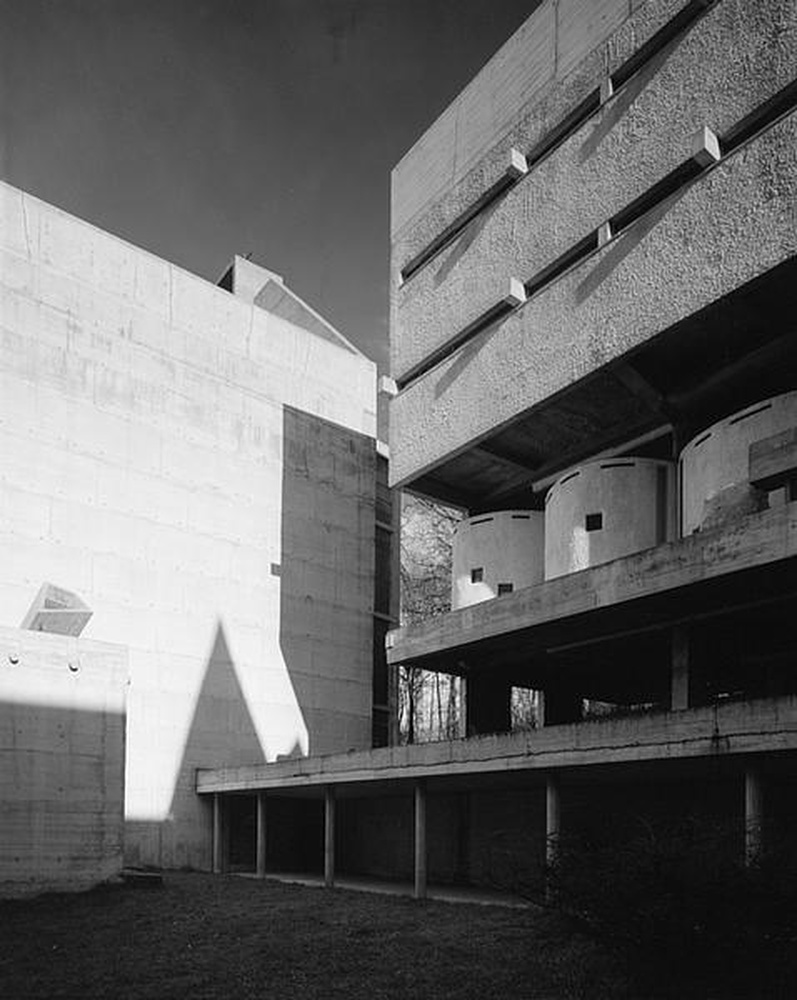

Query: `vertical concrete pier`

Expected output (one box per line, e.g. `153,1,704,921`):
744,768,764,866
212,794,224,875
671,626,690,711
256,793,267,878
324,786,336,887
414,780,427,899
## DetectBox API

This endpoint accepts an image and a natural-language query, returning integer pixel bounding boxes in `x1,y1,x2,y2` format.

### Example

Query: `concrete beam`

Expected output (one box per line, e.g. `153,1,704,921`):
196,695,797,795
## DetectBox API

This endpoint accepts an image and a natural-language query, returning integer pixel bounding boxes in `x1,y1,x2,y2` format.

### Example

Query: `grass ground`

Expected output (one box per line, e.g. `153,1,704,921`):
0,872,634,999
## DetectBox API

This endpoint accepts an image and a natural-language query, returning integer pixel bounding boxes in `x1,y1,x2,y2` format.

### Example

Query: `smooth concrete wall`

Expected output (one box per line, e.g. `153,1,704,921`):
393,0,797,382
0,627,126,897
545,458,675,579
451,510,544,608
390,108,797,488
680,390,797,535
0,180,378,869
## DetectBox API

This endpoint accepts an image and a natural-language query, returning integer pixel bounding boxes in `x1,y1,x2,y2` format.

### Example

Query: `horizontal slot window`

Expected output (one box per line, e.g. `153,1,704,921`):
729,402,773,425
721,79,797,154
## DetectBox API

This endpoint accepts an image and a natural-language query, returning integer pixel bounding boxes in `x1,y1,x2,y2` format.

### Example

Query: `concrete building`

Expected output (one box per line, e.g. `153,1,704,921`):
0,179,391,891
198,0,796,898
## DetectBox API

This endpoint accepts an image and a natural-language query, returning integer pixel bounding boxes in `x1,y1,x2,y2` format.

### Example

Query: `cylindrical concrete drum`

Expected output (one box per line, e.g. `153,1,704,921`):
680,390,797,535
451,510,544,609
544,458,675,580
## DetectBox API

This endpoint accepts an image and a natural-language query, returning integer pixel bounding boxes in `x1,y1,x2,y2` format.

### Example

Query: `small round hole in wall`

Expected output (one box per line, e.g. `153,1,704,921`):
8,654,19,665
68,662,79,674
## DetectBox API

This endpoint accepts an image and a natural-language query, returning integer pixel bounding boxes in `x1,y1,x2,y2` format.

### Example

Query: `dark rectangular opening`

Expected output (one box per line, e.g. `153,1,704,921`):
585,512,603,532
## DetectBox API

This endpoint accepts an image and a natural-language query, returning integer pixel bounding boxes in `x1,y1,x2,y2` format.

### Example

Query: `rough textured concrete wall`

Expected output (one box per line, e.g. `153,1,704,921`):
393,0,797,382
390,109,797,486
391,0,644,240
0,181,377,869
0,627,126,897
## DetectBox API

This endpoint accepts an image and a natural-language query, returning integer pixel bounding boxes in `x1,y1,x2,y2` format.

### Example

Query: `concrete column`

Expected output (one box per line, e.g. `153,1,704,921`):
671,625,690,711
545,774,561,867
256,792,267,879
212,794,224,875
541,689,582,726
414,780,427,900
466,673,512,735
324,786,336,888
744,767,764,866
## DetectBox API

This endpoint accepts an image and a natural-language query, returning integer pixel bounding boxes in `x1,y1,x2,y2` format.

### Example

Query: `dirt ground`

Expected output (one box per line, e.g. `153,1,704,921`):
0,872,633,999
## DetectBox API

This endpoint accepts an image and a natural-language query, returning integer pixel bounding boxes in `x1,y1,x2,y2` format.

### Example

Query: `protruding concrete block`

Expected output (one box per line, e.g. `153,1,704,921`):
505,148,529,180
597,221,613,247
690,126,721,167
504,278,527,308
20,583,92,637
599,76,614,105
379,375,399,398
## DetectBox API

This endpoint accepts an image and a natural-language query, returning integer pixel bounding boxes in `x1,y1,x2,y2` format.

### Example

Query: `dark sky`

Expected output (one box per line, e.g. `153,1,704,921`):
0,0,534,370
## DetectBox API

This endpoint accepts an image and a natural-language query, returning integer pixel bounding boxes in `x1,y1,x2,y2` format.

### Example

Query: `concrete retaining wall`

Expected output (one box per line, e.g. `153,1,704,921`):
0,627,127,897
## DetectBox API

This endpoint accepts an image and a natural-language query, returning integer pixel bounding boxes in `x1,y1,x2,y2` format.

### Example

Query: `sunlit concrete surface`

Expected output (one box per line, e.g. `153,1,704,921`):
0,626,127,897
0,180,379,869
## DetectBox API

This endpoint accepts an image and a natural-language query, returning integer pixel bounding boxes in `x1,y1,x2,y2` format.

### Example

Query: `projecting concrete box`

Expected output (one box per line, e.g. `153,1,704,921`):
451,510,544,608
0,627,127,898
545,458,675,579
680,391,797,535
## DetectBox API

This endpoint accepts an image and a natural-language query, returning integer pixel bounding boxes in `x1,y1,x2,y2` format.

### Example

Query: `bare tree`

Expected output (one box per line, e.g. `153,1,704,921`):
398,494,463,743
